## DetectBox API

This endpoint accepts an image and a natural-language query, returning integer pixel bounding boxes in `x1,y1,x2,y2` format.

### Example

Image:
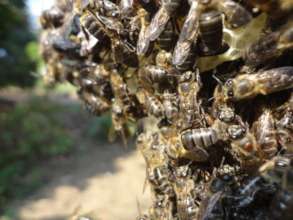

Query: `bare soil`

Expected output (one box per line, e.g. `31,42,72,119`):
9,143,151,220
1,89,151,220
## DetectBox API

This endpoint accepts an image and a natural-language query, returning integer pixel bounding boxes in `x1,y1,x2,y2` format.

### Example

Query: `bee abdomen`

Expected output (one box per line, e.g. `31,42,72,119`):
175,48,197,73
270,190,293,220
199,10,224,55
181,128,218,151
157,22,176,51
82,14,106,40
146,97,164,118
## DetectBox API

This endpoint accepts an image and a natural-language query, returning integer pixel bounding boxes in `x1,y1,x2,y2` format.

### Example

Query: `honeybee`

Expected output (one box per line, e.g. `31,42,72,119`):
177,70,206,130
162,91,179,123
260,155,293,220
137,132,173,196
81,9,139,67
149,194,175,220
110,72,142,144
227,123,261,164
40,6,65,29
172,0,201,71
276,110,293,153
78,89,111,115
148,165,174,195
253,109,278,159
173,165,199,220
245,23,293,68
199,10,227,56
172,0,251,71
138,65,176,92
247,0,293,19
80,12,107,42
157,21,178,51
216,0,252,29
136,8,152,55
74,0,120,17
137,88,164,118
180,127,218,160
198,165,240,220
146,0,181,42
222,67,293,101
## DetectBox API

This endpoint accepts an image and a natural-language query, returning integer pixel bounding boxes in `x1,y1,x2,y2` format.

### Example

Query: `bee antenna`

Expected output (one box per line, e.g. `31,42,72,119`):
212,73,224,86
207,97,215,103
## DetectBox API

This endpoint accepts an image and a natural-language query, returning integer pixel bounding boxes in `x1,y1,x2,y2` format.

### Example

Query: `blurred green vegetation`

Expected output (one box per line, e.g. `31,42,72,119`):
0,0,37,87
0,97,73,210
0,0,113,213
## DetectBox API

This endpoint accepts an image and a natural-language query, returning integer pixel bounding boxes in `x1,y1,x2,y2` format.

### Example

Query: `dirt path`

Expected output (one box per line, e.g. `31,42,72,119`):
10,144,151,220
0,89,151,220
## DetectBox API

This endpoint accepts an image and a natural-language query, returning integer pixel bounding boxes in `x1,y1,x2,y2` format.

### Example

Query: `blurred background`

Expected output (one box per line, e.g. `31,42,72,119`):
0,1,150,219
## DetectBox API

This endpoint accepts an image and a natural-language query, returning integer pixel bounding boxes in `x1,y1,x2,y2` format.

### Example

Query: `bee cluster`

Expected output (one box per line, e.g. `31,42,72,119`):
40,0,293,219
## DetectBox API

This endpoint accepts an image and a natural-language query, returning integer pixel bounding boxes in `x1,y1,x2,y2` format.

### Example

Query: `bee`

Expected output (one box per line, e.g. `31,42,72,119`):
81,9,139,67
253,109,278,159
172,0,201,71
138,88,164,118
138,65,175,92
162,91,179,122
175,182,199,220
146,0,181,42
276,110,293,152
199,10,227,56
227,123,260,163
110,72,143,144
137,132,173,195
78,89,111,115
172,0,251,71
136,8,152,55
177,70,206,130
215,104,235,123
267,157,293,220
198,165,240,220
157,21,177,51
75,0,120,17
247,0,293,19
222,67,293,101
180,127,218,160
150,194,175,220
149,165,174,195
216,0,252,29
80,12,107,41
244,23,293,68
173,166,199,220
40,6,65,29
260,156,293,220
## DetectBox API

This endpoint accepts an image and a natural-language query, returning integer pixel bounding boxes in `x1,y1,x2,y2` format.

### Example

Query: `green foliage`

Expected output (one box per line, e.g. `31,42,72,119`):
0,97,73,209
0,0,37,88
85,113,112,142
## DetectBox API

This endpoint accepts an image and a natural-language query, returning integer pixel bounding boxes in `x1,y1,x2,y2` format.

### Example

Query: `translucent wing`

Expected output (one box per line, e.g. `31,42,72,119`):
217,0,252,28
137,23,151,55
172,1,200,65
147,7,170,41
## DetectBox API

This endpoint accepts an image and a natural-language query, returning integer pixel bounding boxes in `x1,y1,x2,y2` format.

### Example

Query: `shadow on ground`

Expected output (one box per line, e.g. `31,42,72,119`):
1,92,151,220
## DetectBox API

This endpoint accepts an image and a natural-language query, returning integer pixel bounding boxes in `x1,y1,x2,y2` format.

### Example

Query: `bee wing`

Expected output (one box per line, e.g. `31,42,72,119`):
172,2,200,65
172,40,194,65
199,192,223,220
217,0,252,28
178,1,200,43
147,7,170,41
137,25,151,55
